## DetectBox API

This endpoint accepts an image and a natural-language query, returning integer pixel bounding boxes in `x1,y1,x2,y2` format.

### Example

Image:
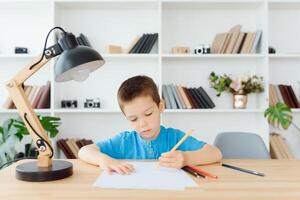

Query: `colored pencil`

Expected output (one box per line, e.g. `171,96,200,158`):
183,165,205,179
187,165,218,179
222,163,265,177
171,130,193,151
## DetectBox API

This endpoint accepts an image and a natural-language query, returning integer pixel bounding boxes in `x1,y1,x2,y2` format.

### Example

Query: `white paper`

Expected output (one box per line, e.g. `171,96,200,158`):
93,162,198,190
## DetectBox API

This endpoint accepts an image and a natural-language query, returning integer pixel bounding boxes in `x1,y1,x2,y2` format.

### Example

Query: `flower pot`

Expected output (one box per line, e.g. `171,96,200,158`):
233,94,248,109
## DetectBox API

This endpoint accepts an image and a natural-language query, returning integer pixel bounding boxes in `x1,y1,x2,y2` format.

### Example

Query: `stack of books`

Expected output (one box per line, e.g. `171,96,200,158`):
57,138,93,159
270,133,293,159
211,24,262,54
269,84,299,108
162,84,215,109
127,33,158,54
2,81,51,109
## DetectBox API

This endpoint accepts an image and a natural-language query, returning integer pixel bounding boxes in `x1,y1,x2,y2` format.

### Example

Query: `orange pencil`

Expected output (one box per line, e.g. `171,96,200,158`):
187,165,218,179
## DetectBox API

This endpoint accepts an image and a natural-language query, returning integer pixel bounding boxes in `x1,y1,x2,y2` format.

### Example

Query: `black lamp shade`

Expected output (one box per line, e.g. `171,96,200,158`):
55,46,105,82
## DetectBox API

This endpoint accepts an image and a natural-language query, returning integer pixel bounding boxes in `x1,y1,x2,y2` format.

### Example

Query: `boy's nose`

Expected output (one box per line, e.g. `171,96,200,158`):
139,120,147,127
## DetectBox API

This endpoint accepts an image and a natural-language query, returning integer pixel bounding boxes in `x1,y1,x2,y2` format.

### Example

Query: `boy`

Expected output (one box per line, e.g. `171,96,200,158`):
78,75,222,175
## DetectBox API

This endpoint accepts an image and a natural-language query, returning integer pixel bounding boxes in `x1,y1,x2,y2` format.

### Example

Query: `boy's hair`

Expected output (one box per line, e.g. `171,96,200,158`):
117,75,160,111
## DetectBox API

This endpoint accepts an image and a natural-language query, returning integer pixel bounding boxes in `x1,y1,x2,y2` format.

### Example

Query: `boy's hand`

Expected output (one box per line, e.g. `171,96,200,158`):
158,151,186,169
101,157,134,175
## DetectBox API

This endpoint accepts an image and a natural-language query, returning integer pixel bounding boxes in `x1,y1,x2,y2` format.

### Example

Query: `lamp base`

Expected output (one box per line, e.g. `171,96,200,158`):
16,160,73,182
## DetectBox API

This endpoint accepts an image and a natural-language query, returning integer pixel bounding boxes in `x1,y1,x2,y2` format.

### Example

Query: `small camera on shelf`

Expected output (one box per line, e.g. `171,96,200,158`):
61,100,77,108
84,98,101,108
194,45,210,54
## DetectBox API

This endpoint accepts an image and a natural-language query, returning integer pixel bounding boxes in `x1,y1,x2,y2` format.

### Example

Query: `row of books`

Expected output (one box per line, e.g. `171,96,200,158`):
270,133,293,159
57,138,93,159
211,24,262,54
2,81,51,109
269,84,299,108
127,33,158,53
162,84,215,109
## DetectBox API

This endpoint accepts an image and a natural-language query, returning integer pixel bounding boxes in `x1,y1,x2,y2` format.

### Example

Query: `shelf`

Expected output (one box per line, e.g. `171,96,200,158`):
162,54,265,60
53,109,121,113
102,54,159,60
164,109,265,113
269,54,300,59
291,109,300,113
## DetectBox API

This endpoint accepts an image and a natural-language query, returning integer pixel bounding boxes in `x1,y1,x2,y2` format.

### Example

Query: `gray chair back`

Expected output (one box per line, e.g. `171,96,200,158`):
214,132,270,159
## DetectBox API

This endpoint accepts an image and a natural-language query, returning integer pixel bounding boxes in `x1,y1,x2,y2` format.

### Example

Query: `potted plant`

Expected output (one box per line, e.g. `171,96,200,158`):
209,71,264,109
0,116,61,169
264,102,300,133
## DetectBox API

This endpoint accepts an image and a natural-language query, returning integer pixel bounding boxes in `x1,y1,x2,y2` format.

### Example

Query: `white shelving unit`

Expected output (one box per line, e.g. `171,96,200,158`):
1,0,300,158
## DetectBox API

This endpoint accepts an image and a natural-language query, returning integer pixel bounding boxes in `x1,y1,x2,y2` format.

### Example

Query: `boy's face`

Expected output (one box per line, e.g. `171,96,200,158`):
123,95,164,140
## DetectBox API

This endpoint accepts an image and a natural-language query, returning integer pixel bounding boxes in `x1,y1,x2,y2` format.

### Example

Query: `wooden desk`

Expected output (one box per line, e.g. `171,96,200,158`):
0,159,300,200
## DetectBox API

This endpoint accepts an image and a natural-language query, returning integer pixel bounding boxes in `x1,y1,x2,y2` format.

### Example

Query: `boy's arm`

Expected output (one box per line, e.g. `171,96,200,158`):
78,144,134,174
183,144,223,166
78,144,109,166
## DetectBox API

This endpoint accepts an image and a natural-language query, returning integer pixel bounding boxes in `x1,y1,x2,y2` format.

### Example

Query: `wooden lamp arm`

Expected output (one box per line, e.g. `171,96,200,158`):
6,55,53,167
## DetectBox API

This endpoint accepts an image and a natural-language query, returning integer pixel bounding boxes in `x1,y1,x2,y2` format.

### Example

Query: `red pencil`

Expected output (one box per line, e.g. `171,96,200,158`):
187,165,218,179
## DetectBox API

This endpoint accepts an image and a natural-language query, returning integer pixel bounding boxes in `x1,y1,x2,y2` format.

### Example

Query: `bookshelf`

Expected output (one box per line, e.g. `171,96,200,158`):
1,0,300,158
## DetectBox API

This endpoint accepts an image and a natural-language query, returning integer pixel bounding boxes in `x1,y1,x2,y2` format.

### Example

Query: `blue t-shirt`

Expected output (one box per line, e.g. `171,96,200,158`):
96,125,206,159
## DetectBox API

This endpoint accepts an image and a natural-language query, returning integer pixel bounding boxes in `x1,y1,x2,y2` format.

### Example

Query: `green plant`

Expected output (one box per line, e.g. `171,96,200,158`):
209,71,264,96
264,102,300,133
0,116,61,167
0,118,20,164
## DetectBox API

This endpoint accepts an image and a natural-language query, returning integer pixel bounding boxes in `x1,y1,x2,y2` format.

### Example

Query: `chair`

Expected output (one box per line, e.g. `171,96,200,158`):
214,132,270,159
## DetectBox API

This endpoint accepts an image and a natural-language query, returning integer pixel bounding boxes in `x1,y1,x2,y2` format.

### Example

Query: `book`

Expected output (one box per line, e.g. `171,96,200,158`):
57,139,76,159
232,32,246,54
175,85,187,109
197,87,215,108
250,30,262,53
278,85,295,108
129,34,145,53
183,87,196,109
165,85,177,109
145,33,158,53
274,85,284,103
220,33,232,53
140,33,154,53
134,34,149,53
225,25,242,54
37,81,51,109
188,88,202,108
170,84,183,109
126,35,141,53
287,85,299,108
177,85,192,109
211,33,228,54
240,32,256,54
32,85,45,109
162,85,171,109
193,88,210,109
66,139,79,158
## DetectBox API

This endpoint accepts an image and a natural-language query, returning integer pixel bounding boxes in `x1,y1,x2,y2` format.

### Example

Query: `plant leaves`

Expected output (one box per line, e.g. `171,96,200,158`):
264,102,292,130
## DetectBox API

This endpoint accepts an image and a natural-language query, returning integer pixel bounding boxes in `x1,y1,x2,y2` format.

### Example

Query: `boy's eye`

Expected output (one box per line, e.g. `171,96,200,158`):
145,112,152,116
130,118,137,122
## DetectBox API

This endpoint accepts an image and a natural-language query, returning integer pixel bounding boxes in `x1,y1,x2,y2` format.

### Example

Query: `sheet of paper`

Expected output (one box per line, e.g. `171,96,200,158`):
93,162,198,190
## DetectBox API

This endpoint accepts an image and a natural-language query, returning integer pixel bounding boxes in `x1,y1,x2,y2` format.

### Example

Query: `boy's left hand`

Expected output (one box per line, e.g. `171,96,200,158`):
158,151,186,169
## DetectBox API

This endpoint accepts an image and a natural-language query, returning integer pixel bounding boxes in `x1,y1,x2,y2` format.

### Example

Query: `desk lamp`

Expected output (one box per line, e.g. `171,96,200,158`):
6,27,105,181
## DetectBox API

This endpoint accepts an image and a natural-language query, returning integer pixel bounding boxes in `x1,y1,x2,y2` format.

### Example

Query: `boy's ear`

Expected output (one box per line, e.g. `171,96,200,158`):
159,100,165,112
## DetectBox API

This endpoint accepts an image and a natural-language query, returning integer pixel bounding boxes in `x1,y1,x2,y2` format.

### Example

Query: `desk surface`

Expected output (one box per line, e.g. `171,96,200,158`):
1,159,300,200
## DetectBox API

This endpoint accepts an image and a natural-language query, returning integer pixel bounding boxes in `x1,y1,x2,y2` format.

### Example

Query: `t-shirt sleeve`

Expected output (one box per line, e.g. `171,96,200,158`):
95,132,125,158
176,130,206,151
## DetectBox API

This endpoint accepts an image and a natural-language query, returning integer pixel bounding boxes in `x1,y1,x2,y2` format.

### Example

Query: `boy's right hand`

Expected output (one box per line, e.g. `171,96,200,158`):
100,157,135,175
